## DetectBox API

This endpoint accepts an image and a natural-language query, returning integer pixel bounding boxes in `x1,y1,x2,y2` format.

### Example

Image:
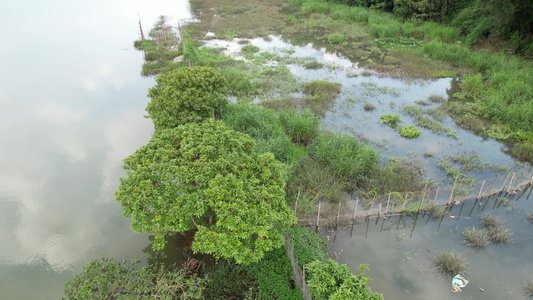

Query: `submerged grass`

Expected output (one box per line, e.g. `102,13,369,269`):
524,280,533,298
303,80,342,116
462,227,490,249
431,251,467,278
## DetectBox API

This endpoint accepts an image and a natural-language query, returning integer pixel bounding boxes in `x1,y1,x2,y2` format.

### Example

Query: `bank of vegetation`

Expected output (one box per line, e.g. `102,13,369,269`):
65,0,533,297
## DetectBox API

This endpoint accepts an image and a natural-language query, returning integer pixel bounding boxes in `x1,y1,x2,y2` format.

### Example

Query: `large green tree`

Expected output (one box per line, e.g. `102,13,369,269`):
145,66,228,132
115,120,295,264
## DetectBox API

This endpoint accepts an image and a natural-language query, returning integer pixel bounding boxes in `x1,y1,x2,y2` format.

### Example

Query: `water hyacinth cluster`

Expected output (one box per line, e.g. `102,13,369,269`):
374,37,423,48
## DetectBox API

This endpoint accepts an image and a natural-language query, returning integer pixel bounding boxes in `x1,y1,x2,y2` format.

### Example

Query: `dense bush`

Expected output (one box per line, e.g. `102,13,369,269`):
306,260,383,300
63,257,205,299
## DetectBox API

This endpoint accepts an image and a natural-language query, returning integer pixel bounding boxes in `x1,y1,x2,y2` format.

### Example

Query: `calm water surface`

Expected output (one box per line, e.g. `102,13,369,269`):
0,1,192,298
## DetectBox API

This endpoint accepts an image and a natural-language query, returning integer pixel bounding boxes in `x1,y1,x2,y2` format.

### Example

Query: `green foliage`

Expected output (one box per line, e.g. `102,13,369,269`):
374,36,422,48
63,257,205,299
399,125,421,139
248,248,303,299
134,39,157,51
146,66,228,131
380,114,401,128
241,45,260,58
511,143,533,163
278,109,320,145
306,260,383,300
308,132,379,183
115,120,296,264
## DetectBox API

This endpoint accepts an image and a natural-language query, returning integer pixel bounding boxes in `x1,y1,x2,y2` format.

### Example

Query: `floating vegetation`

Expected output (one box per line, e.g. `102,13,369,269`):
380,114,402,128
528,212,533,223
428,95,446,103
462,227,490,249
431,251,467,278
346,72,359,78
423,152,434,158
430,70,457,78
360,82,401,98
400,126,421,139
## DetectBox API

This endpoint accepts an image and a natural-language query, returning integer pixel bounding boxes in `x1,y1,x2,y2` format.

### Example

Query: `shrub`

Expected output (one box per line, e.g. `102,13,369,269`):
63,257,205,299
286,225,328,268
306,260,383,300
400,125,421,139
146,66,228,131
201,260,257,299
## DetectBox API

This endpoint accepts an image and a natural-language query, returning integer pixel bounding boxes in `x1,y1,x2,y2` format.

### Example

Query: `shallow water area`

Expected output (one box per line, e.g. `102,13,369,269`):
0,1,194,298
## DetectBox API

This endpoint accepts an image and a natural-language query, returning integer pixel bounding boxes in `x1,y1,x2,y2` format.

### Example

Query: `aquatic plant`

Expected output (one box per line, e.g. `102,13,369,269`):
241,44,260,58
487,226,513,245
304,61,324,69
422,201,447,218
428,95,446,103
364,102,376,111
528,212,533,223
524,280,533,298
480,213,503,230
380,114,402,128
400,126,421,139
511,143,533,164
431,251,467,278
462,227,490,249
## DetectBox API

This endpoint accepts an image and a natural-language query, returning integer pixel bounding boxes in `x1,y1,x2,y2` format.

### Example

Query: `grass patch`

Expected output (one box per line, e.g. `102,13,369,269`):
511,143,533,164
308,132,379,185
303,80,342,116
402,105,457,138
303,61,324,69
327,32,345,44
431,251,467,278
278,109,320,145
422,201,447,218
221,103,305,168
364,102,376,111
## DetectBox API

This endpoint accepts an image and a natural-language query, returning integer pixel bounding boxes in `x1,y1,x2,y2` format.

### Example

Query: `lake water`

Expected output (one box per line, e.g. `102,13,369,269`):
0,1,193,298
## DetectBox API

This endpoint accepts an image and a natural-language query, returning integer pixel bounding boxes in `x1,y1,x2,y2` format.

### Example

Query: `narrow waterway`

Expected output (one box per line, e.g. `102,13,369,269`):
0,1,193,298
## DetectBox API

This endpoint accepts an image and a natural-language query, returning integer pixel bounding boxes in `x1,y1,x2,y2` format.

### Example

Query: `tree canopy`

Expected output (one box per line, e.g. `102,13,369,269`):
145,66,228,132
115,120,295,264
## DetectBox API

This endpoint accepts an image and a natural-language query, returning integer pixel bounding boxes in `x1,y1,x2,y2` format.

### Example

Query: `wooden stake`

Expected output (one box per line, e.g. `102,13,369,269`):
434,187,440,203
448,175,459,206
353,199,359,221
477,180,485,199
378,203,382,217
500,173,511,194
419,180,429,211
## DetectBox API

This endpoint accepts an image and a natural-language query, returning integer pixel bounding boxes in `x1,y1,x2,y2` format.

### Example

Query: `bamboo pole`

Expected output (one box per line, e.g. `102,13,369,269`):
378,203,382,217
434,187,440,203
448,175,459,206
